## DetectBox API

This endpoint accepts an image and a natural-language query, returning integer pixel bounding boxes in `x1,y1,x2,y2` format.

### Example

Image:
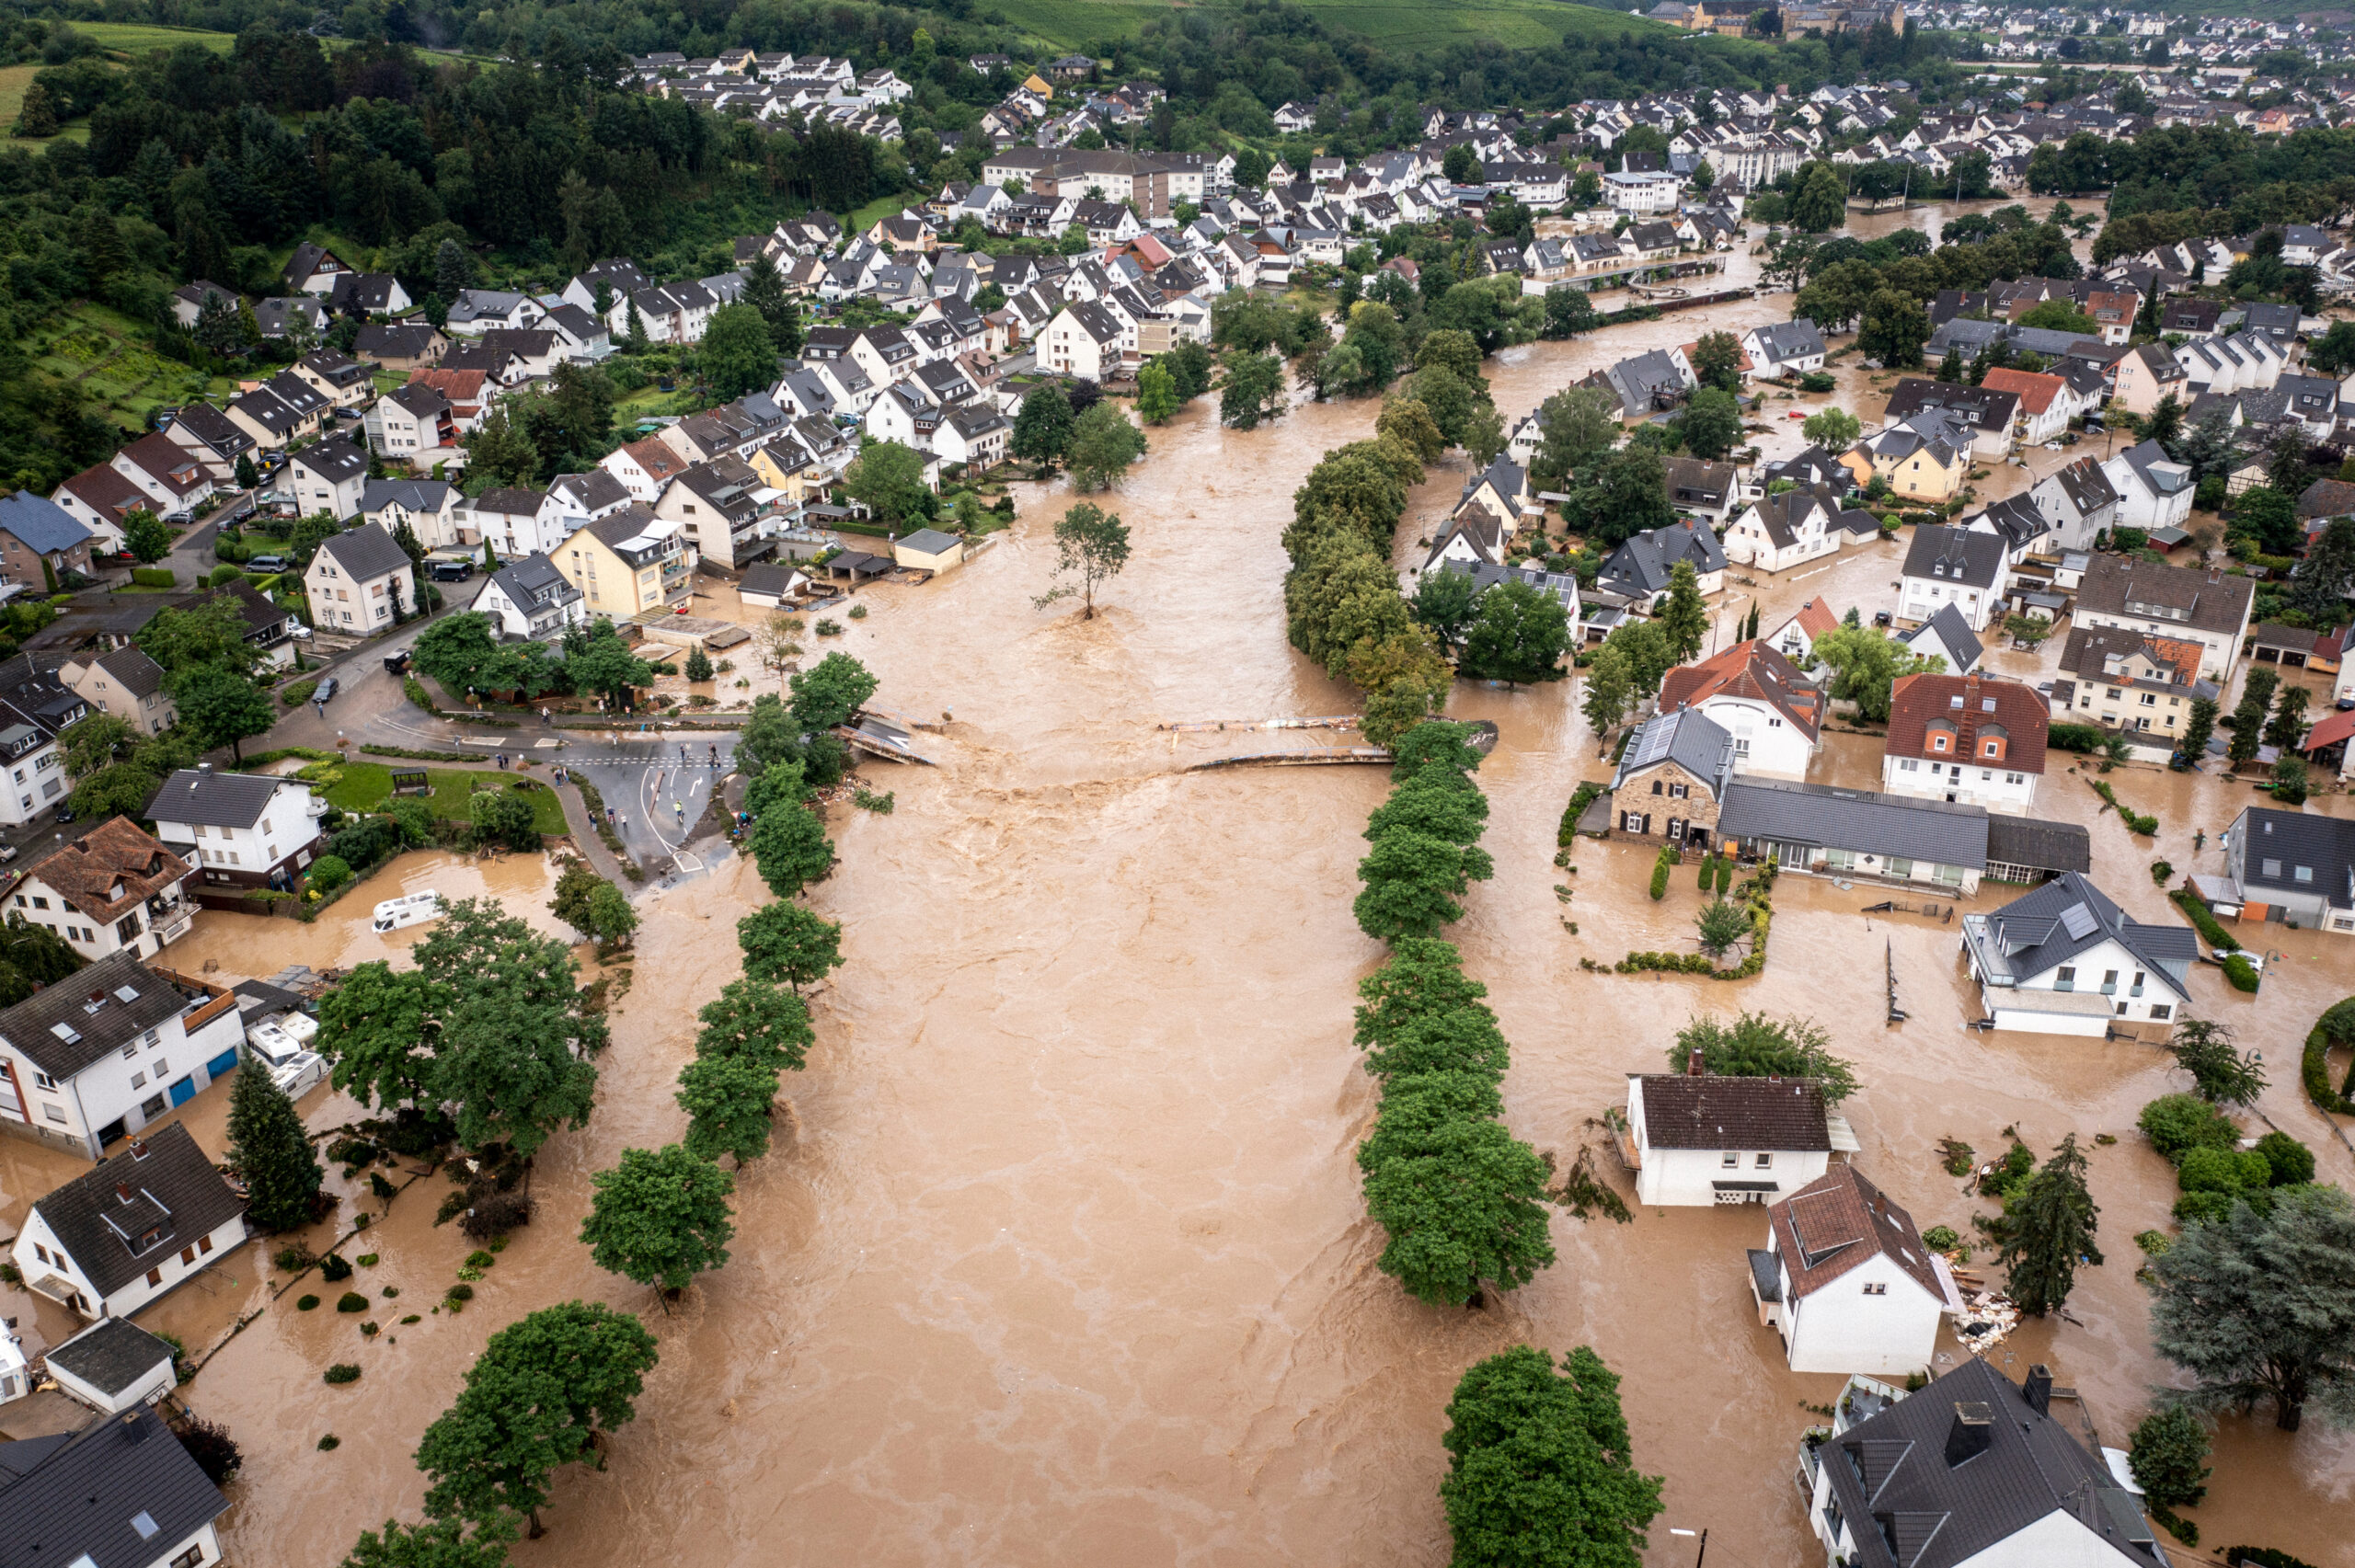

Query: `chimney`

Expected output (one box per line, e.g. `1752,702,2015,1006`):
1945,1402,1993,1467
2023,1364,2052,1416
115,1182,133,1204
1687,1049,1705,1078
198,761,213,773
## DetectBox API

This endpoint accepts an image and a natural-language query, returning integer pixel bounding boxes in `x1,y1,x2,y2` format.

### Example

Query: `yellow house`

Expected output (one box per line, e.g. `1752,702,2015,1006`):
748,439,827,504
553,506,692,618
891,527,965,575
1022,73,1052,98
1854,412,1968,503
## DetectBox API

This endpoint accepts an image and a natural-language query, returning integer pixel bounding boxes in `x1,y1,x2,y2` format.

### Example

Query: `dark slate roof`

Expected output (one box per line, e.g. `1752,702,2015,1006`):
2041,455,2117,519
739,563,799,600
293,438,368,485
1984,816,2091,876
43,1317,177,1399
1634,1072,1831,1151
0,491,96,556
2234,806,2355,909
1600,520,1728,597
488,552,580,613
1816,1356,2159,1568
0,952,205,1082
1749,318,1826,362
144,768,293,831
1980,871,2199,991
0,1402,229,1568
92,647,167,701
314,522,414,581
1611,706,1734,794
1718,779,1990,870
1901,603,1982,674
360,478,453,515
1901,524,2007,592
29,1121,247,1299
1882,376,2020,436
2075,555,2253,637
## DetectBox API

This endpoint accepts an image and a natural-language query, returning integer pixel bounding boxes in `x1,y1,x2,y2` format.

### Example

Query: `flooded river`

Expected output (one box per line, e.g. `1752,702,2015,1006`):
6,195,2353,1565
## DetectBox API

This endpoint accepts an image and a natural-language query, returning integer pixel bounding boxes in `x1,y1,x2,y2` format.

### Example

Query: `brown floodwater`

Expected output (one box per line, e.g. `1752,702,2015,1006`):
9,195,2353,1565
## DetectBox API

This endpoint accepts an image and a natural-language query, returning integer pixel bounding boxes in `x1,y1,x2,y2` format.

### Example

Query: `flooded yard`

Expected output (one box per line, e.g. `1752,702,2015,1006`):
6,192,2351,1566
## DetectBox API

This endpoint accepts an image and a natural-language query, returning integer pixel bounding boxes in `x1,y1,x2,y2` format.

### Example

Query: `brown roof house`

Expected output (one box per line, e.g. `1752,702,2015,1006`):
1746,1163,1961,1376
12,816,196,963
1658,639,1822,782
1623,1052,1852,1207
1880,672,2048,815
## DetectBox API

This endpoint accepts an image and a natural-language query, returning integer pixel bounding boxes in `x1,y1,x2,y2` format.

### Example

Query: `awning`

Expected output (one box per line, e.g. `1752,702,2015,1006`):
1746,1248,1782,1303
1824,1115,1862,1154
1712,1179,1780,1192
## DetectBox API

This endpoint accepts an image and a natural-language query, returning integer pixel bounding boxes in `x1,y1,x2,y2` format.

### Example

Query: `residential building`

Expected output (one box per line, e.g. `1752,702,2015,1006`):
444,288,547,336
327,270,411,316
2028,456,2119,553
0,653,87,826
366,382,458,460
1896,525,2007,632
1658,640,1821,782
0,1401,231,1568
194,578,306,672
1625,1061,1846,1207
108,434,216,518
284,241,349,295
44,466,141,554
2101,439,2195,532
1740,319,1828,379
1040,300,1127,381
2051,625,2214,761
157,403,257,485
2110,338,2188,415
291,349,373,409
477,552,588,641
1607,706,1736,848
1763,596,1840,663
0,490,97,589
286,439,371,521
1591,347,1695,417
304,523,419,634
1848,410,1971,502
2072,555,2253,682
1716,778,1988,894
1978,365,2071,443
61,647,177,735
600,436,695,504
555,508,692,617
893,527,966,574
353,321,448,371
1660,457,1740,525
1898,601,1982,678
1960,871,2195,1039
42,1316,180,1414
1747,1163,1959,1377
10,818,196,963
360,478,463,551
1798,1357,2166,1568
145,768,323,891
2215,807,2355,934
10,1121,248,1312
1983,816,2093,887
1597,519,1729,602
652,457,786,570
1881,672,2046,813
1720,485,1878,572
1881,378,2020,460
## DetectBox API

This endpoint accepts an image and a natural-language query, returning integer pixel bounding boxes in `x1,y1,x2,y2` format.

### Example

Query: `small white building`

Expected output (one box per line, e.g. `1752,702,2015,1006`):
304,522,420,635
1624,1064,1851,1207
1747,1163,1959,1378
1040,299,1126,382
1720,486,1871,573
43,1316,180,1413
10,1121,248,1319
10,818,196,963
145,767,323,893
1740,318,1827,379
1959,871,2195,1042
1896,524,2008,632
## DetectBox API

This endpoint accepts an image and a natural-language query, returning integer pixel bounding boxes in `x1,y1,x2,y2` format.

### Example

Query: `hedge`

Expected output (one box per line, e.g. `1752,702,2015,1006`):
1557,781,1603,846
1648,844,1672,900
281,680,318,707
2171,887,2238,952
130,567,176,588
2303,1002,2355,1116
2049,722,2106,753
2221,953,2259,992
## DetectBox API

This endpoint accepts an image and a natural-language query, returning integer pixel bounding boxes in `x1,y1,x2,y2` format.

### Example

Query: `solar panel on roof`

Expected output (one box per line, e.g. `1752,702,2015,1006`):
2060,902,2097,940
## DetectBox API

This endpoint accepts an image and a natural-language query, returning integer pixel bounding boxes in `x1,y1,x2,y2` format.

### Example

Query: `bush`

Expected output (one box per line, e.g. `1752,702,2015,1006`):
2222,1550,2321,1568
2048,722,2107,753
2176,1144,2271,1196
323,1363,362,1385
1798,371,1836,393
318,1253,352,1282
2255,1130,2315,1186
444,1282,475,1303
296,1294,320,1310
177,1416,243,1484
458,1189,533,1238
273,1242,317,1272
2134,1229,2172,1254
1648,845,1672,901
306,854,353,893
2149,860,2173,885
2172,1188,2250,1225
463,1249,495,1270
281,680,318,707
131,567,176,588
2170,887,2238,952
2137,1094,2240,1162
335,1291,369,1312
2221,953,2259,992
317,1434,340,1450
1922,1225,1959,1251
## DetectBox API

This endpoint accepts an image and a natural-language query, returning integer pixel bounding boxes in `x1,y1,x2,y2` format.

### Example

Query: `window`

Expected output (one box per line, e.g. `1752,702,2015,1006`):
2151,1004,2173,1022
154,1059,167,1076
2262,858,2282,877
199,1234,213,1254
2295,865,2315,884
1899,758,1918,773
29,897,44,910
1721,1151,1739,1167
2055,966,2076,990
2102,970,2120,994
181,1245,196,1265
146,1266,163,1287
32,1242,47,1264
1754,1152,1772,1168
2005,773,2023,785
131,1071,144,1089
1861,1281,1887,1296
2141,692,2156,706
32,1069,56,1090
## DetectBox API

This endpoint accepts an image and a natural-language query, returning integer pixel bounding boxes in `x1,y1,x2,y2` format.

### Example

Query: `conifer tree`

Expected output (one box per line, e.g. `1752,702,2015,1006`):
1993,1134,2101,1316
226,1060,325,1231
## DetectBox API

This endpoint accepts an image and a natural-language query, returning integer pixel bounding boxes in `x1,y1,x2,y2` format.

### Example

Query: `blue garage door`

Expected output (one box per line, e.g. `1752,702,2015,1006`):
205,1047,240,1082
168,1075,197,1106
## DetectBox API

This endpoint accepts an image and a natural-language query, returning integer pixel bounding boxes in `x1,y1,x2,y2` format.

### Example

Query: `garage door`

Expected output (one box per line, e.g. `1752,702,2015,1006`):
168,1076,197,1106
205,1047,241,1082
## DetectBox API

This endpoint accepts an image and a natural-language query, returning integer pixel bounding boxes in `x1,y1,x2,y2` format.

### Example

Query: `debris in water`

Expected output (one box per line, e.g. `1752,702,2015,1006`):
1954,1289,2023,1353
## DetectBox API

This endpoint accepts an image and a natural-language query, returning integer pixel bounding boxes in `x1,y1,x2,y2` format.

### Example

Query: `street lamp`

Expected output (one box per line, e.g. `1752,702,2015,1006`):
1670,1527,1709,1566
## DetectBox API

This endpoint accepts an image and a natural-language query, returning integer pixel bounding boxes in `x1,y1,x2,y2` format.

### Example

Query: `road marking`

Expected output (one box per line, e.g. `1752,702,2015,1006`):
534,738,560,749
674,851,704,873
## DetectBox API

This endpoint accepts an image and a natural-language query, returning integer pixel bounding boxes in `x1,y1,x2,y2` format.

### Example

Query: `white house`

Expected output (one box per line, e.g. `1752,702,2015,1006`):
1624,1064,1849,1207
476,552,587,641
1040,300,1127,381
444,288,548,337
0,654,88,828
365,383,458,461
0,1399,232,1568
10,1121,248,1316
10,817,196,963
1720,486,1873,573
1603,169,1682,212
286,437,371,521
0,956,247,1162
145,767,323,893
1746,1163,1959,1377
1896,524,2008,632
1802,1359,2166,1568
1657,641,1823,783
1959,871,2195,1041
304,522,420,635
1740,318,1827,379
600,436,694,504
2101,438,2195,533
2028,457,2119,553
42,1316,180,1413
1880,673,2046,814
361,477,464,551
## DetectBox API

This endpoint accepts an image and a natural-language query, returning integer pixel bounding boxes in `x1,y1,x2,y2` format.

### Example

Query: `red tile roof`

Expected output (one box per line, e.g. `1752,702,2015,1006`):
1979,366,2065,417
1885,672,2049,775
1659,639,1821,740
1771,1165,1945,1303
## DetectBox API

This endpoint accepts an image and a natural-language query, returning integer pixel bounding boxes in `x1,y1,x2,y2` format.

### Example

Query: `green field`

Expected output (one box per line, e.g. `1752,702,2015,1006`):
318,762,572,834
75,22,240,53
988,0,1671,50
29,302,238,430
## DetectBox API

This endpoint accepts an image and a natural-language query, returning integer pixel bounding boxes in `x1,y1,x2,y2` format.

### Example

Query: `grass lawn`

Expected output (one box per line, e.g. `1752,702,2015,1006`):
844,190,914,234
76,22,239,52
0,63,35,132
317,762,571,835
29,301,235,428
987,0,1671,50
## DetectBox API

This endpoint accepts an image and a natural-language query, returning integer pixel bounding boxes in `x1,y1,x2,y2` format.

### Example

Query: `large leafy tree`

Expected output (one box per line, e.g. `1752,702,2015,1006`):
1677,386,1742,461
1409,567,1481,654
580,1143,736,1294
316,961,440,1111
1580,643,1633,739
225,1059,325,1231
340,1516,517,1568
1562,448,1674,549
2146,1185,2355,1431
1457,578,1570,687
1528,384,1618,490
843,440,929,529
1671,1013,1857,1103
560,620,656,710
1065,403,1147,491
1360,1075,1556,1306
694,979,815,1075
677,1054,781,1165
169,664,276,761
1687,330,1742,395
2292,518,2355,619
750,803,835,899
700,303,779,401
416,1301,659,1537
1990,1134,2102,1316
787,651,878,732
1856,289,1930,368
1011,383,1076,463
1440,1345,1664,1568
1355,828,1494,942
1812,625,1942,722
735,902,844,992
1045,501,1132,618
1219,351,1285,429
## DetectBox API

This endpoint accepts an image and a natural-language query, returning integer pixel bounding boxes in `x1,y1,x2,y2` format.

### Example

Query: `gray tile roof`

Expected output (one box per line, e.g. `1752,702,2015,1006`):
144,768,293,832
293,438,368,485
2074,555,2253,637
1611,706,1734,794
314,522,414,581
0,1402,229,1568
1634,1072,1830,1151
1718,778,1990,870
92,647,167,701
1978,871,2197,992
0,951,209,1081
2232,806,2355,910
1600,520,1728,598
43,1316,177,1399
1902,603,1982,674
29,1121,247,1299
360,478,453,515
1901,524,2007,592
1983,817,2091,876
1816,1356,2159,1568
0,491,96,556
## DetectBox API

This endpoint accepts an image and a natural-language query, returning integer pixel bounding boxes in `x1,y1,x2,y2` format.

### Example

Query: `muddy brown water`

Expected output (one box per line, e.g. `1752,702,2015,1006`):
7,197,2354,1564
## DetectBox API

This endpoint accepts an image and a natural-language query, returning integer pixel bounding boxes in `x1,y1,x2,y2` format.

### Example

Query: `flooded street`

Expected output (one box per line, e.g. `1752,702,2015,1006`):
7,193,2351,1565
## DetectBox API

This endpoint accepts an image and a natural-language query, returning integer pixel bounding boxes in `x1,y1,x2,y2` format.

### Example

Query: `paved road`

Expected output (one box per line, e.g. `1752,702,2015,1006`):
557,736,741,870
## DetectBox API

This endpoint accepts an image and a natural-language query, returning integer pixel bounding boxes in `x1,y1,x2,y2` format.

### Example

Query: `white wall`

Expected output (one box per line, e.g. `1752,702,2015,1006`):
1882,755,2039,814
1898,571,1998,631
1951,1507,2154,1568
2010,934,2186,1026
1702,694,1814,782
11,1204,248,1317
0,741,70,827
1777,1248,1944,1377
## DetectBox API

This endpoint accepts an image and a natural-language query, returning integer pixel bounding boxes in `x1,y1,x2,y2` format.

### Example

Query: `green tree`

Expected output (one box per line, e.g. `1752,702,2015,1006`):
1161,338,1214,401
1044,501,1132,618
340,1516,516,1568
1992,1134,2102,1317
739,251,802,356
2127,1407,2211,1511
1580,642,1633,739
684,645,713,683
1801,406,1862,449
1671,1012,1857,1103
1011,383,1075,463
698,303,779,402
736,902,844,992
2266,422,2311,499
750,804,834,898
2177,694,2217,767
1788,162,1847,232
123,508,172,565
2146,1185,2355,1430
464,407,539,491
411,899,606,1156
1856,289,1930,368
171,665,275,761
1409,567,1482,653
676,1053,779,1165
2018,298,2097,334
1654,560,1709,662
788,650,879,732
1695,898,1752,958
1065,403,1147,491
580,1144,736,1295
693,978,815,1076
465,789,536,853
1220,351,1287,430
139,595,262,679
316,961,440,1111
14,79,59,138
1136,361,1179,425
1359,1079,1556,1306
1688,330,1743,395
559,621,656,711
1563,447,1676,548
548,859,638,947
1355,828,1494,941
1442,144,1482,185
2167,1016,2268,1105
225,1057,325,1231
843,440,929,529
416,1301,659,1537
1812,624,1941,722
1529,385,1619,490
2265,683,2310,750
1440,1345,1664,1568
2292,518,2355,619
1458,578,1570,687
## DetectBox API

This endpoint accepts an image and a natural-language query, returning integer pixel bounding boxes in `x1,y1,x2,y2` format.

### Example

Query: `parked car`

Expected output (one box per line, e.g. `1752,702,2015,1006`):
428,560,473,582
1872,610,1893,627
51,804,73,824
383,649,411,675
246,554,289,572
313,676,339,704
